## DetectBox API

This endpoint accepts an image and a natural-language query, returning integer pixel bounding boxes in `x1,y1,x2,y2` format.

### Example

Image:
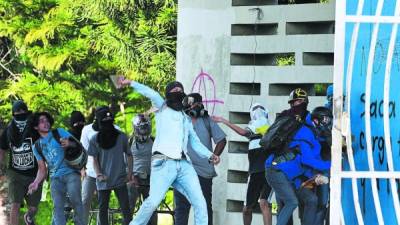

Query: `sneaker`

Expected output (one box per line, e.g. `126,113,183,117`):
24,212,36,225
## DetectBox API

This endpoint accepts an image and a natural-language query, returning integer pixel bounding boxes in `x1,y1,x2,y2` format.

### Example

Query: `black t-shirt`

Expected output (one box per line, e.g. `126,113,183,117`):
247,148,268,174
244,130,269,174
0,124,38,177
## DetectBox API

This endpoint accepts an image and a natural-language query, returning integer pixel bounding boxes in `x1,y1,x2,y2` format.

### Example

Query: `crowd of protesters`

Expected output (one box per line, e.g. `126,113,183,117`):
0,76,333,225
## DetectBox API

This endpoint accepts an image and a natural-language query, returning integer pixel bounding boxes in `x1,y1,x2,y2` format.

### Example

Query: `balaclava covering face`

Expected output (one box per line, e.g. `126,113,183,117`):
8,100,34,147
165,81,186,111
69,111,85,140
12,100,29,133
95,108,119,150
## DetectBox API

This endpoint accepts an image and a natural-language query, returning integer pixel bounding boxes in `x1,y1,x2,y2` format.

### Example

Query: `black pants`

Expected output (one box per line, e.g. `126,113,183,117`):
174,176,213,225
98,185,132,225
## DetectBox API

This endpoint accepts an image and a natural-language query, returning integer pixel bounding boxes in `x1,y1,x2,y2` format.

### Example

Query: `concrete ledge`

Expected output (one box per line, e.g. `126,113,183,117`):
230,65,333,83
226,183,248,201
231,34,334,53
233,3,335,23
228,154,249,172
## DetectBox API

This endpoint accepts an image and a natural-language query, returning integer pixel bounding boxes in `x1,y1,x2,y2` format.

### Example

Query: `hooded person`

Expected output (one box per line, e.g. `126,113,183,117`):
79,105,119,225
182,93,208,118
88,106,133,225
8,100,34,145
280,88,310,122
95,107,120,150
248,103,270,149
211,103,272,225
0,100,42,225
117,77,220,225
69,111,85,140
175,93,227,225
165,81,186,111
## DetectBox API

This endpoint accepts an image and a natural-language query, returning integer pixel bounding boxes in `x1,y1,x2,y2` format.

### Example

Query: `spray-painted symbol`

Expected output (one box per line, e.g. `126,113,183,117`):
191,70,224,115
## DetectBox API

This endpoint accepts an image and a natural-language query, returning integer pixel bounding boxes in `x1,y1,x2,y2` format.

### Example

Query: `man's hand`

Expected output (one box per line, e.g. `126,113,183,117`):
80,168,86,178
116,76,132,89
60,138,75,149
27,181,39,195
96,173,108,182
126,172,133,183
209,154,220,165
315,174,329,185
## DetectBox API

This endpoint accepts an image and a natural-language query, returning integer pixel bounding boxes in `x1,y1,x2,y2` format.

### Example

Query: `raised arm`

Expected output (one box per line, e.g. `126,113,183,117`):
211,116,249,136
118,77,164,109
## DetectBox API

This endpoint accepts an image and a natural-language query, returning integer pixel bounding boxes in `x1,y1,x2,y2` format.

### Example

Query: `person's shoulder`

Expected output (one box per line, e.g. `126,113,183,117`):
82,123,93,131
55,128,71,137
295,124,314,138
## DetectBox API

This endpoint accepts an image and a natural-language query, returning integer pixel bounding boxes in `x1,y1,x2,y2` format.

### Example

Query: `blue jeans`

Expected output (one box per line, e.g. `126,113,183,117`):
265,168,298,225
127,178,157,225
296,187,318,225
314,183,329,225
81,175,99,225
174,176,213,225
130,159,208,225
50,172,84,225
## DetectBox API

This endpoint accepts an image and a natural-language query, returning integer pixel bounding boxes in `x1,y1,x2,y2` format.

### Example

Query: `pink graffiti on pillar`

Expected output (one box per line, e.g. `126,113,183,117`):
191,69,224,115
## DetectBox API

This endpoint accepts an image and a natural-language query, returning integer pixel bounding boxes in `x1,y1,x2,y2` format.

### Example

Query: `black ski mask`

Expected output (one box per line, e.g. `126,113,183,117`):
165,81,186,111
95,108,119,150
288,102,308,120
69,111,85,140
7,100,34,147
92,106,109,131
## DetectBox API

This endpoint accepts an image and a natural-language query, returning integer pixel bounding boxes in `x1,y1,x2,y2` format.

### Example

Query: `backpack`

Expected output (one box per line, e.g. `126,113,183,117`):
259,115,303,154
35,129,87,171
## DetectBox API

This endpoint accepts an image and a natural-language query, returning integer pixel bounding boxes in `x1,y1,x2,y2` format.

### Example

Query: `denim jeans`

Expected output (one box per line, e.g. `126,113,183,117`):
98,185,132,225
130,159,208,225
174,176,213,225
127,179,157,225
50,172,84,225
265,168,298,225
314,183,329,225
82,175,98,225
296,187,318,225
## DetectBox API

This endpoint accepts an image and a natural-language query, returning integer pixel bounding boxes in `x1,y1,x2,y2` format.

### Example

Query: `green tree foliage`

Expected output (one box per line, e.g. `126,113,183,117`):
0,0,177,128
0,0,177,224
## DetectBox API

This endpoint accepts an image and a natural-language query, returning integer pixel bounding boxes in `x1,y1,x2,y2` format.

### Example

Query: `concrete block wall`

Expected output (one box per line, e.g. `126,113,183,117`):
177,1,335,224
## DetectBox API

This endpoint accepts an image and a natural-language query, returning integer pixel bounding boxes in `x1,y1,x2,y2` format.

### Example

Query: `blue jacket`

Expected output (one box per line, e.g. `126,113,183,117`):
265,121,331,189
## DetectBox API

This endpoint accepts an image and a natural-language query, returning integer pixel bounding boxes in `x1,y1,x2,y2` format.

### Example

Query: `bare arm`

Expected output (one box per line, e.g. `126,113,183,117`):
213,138,227,156
28,160,47,194
211,116,249,136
